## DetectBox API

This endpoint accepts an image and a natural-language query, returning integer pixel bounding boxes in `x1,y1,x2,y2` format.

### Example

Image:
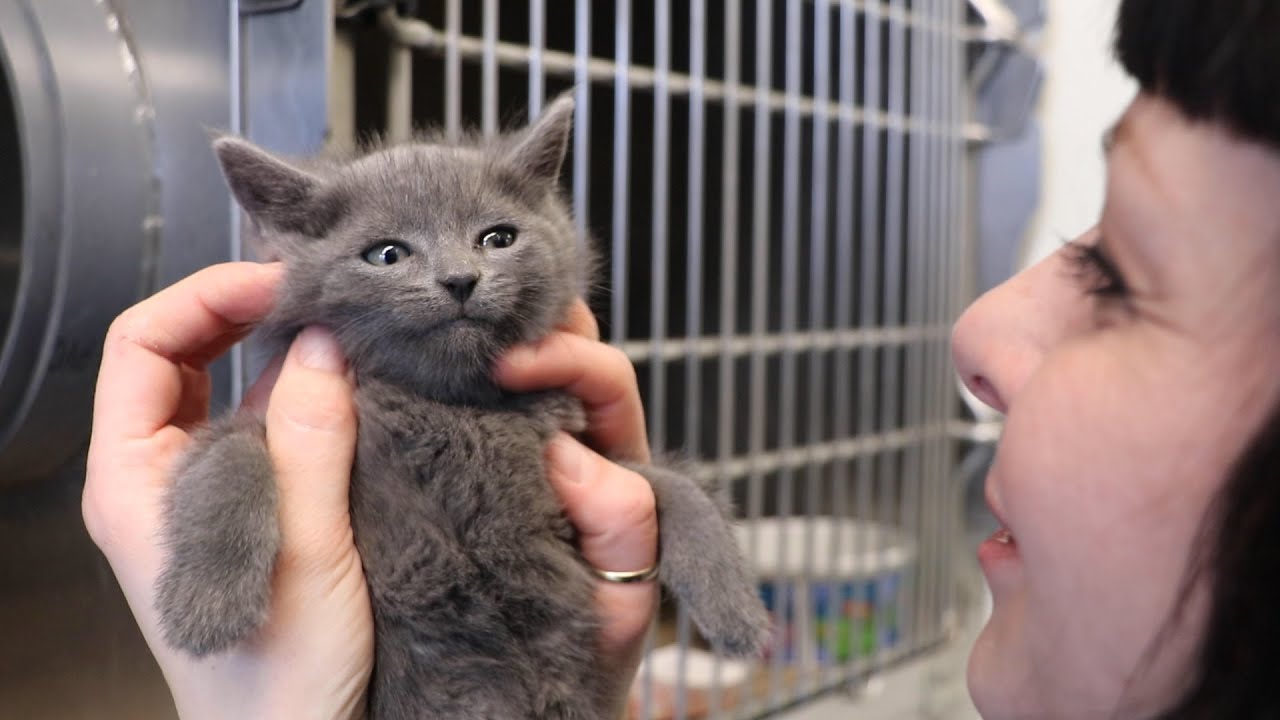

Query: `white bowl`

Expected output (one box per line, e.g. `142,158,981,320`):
734,517,916,580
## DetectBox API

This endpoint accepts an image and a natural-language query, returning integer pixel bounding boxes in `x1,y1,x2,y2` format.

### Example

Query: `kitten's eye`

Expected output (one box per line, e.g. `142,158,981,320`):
363,241,411,266
479,226,518,249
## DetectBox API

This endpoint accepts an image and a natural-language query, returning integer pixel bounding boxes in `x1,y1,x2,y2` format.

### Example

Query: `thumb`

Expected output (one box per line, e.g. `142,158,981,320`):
546,434,658,663
265,326,358,570
546,434,658,576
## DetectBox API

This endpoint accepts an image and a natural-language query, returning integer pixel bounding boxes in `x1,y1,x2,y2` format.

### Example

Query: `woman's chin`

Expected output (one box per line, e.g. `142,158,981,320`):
966,615,1034,720
966,623,1002,719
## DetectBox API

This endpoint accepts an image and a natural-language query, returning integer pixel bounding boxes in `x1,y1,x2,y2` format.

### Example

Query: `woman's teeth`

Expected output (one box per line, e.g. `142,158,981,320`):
993,528,1015,545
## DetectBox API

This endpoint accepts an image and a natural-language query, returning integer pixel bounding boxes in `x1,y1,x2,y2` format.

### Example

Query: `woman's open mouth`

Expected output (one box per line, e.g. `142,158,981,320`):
981,485,1019,570
978,526,1019,573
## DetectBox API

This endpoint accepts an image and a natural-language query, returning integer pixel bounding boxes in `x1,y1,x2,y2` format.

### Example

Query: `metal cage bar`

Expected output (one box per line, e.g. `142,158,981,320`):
711,6,743,711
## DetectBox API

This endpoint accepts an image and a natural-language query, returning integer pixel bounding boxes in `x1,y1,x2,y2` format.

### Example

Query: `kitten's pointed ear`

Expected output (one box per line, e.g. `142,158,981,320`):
213,137,340,236
507,93,575,185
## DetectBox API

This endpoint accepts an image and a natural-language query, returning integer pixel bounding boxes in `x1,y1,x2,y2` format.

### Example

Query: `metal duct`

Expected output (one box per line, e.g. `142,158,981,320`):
0,0,160,484
0,0,331,486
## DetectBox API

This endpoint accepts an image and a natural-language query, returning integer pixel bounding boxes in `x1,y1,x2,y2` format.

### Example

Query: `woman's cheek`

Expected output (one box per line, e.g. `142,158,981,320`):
993,343,1222,713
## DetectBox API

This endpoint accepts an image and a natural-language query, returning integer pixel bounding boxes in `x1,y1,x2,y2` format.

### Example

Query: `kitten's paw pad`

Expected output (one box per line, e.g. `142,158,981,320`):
155,561,271,657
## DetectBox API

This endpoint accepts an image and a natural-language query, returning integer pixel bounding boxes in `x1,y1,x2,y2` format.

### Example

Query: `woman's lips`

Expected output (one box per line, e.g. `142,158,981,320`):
978,526,1019,572
981,482,1020,573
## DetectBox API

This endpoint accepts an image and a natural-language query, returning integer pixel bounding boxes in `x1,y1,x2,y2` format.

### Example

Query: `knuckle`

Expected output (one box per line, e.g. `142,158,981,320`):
603,347,639,386
604,467,658,530
103,312,139,354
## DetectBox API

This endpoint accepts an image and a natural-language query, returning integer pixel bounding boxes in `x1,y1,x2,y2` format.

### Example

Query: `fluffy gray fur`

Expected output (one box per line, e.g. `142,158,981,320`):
155,94,770,720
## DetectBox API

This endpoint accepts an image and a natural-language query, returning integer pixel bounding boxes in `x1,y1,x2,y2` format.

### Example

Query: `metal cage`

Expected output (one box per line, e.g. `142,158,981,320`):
342,1,984,716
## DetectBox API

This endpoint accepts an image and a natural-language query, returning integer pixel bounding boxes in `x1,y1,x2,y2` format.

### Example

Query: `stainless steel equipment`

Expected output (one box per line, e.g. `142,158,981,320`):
0,1,328,717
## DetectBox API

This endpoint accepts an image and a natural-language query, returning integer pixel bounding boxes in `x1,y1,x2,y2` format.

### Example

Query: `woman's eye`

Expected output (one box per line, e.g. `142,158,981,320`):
362,241,411,266
1066,240,1129,300
479,226,518,249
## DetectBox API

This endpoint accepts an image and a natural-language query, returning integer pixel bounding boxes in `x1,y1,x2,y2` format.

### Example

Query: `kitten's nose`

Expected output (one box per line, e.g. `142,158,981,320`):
440,272,479,304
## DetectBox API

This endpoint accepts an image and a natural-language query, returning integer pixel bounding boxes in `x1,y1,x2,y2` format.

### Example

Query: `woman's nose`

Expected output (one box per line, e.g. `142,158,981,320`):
952,289,1015,415
951,249,1084,415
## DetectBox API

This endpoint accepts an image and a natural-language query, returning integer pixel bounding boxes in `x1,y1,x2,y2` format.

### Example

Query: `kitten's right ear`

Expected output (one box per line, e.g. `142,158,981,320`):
213,137,340,237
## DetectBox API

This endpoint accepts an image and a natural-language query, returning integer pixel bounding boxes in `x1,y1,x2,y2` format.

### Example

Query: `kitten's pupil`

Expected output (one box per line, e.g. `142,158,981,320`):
363,241,410,266
480,227,517,249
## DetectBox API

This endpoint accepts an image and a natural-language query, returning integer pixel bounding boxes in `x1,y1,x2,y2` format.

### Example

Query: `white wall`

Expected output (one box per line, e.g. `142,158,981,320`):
1023,0,1136,265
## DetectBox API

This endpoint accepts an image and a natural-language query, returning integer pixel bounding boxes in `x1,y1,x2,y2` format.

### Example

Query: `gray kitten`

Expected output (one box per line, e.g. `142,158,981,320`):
155,94,770,719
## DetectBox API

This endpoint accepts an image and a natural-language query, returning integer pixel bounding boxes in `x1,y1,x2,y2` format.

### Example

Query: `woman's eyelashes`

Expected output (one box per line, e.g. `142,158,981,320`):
1066,239,1131,301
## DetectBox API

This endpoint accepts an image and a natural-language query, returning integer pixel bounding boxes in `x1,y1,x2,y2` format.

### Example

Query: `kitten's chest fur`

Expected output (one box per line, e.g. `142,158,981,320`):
347,378,601,718
351,379,570,557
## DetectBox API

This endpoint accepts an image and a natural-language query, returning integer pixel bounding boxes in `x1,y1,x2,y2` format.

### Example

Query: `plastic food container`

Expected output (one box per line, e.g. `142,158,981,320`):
626,645,754,719
735,517,917,667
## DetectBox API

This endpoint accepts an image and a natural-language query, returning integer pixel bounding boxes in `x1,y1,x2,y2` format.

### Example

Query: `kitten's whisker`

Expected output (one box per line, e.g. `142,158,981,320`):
328,307,393,368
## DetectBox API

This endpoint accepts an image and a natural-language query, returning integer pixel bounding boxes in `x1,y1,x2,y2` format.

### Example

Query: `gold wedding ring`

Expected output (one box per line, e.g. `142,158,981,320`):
592,564,660,584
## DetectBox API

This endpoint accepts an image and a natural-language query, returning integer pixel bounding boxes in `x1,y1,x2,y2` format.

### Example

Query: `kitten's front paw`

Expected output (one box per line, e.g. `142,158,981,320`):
637,462,774,658
155,418,280,657
691,583,773,658
156,559,272,657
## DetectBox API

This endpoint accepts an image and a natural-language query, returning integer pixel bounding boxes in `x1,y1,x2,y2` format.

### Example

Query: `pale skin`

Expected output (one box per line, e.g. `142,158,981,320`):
82,262,658,719
954,94,1280,718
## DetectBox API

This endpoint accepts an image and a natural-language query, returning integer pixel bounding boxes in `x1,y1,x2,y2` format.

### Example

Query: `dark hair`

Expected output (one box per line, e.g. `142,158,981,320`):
1115,2,1280,718
1158,407,1280,719
1116,0,1280,149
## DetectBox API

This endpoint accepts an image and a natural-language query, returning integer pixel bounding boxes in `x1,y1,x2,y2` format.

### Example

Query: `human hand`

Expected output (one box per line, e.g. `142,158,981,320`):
83,263,373,720
495,300,659,708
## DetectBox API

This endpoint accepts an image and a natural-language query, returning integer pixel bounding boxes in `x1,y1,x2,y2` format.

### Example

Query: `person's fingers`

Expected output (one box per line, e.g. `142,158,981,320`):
264,327,358,574
560,298,600,340
545,434,658,655
93,262,283,446
85,263,283,562
547,434,657,571
496,334,649,463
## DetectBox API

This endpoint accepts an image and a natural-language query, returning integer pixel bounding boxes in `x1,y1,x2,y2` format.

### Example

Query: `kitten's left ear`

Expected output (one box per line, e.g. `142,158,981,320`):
506,93,575,185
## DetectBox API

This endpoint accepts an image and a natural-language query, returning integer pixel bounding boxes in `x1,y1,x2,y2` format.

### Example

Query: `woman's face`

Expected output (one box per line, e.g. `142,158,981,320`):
954,93,1280,718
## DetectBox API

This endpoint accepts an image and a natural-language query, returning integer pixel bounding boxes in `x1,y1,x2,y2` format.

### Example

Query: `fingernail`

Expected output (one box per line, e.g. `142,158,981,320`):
547,433,587,485
291,327,346,373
